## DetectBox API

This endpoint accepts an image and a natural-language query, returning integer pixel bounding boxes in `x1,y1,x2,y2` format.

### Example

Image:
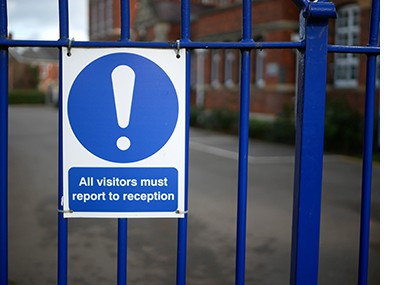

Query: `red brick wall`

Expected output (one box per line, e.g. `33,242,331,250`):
122,0,378,117
90,0,138,41
193,0,298,39
191,0,299,116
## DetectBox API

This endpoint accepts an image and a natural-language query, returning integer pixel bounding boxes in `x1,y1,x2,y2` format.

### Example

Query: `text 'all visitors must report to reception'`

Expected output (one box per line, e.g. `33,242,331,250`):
68,168,178,213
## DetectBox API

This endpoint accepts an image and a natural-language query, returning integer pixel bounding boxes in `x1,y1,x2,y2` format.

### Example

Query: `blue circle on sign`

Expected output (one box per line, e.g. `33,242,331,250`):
67,52,179,163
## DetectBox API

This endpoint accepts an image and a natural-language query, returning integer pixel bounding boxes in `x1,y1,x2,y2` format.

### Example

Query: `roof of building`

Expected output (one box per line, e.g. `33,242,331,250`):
134,0,214,29
9,47,59,65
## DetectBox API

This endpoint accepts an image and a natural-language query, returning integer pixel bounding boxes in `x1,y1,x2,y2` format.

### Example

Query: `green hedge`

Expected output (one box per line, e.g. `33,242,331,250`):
190,99,379,156
249,105,295,144
324,98,363,154
8,89,45,104
190,107,239,133
190,106,295,144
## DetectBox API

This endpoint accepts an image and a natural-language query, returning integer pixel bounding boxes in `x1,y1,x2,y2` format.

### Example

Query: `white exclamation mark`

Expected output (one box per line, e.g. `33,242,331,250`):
111,65,135,151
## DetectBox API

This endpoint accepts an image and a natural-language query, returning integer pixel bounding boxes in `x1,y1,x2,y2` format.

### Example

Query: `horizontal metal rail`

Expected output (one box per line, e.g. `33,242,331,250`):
328,44,380,54
0,38,380,55
0,38,303,49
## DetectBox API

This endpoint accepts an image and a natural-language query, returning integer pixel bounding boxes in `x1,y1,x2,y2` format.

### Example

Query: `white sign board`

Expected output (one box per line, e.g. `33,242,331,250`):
62,47,186,218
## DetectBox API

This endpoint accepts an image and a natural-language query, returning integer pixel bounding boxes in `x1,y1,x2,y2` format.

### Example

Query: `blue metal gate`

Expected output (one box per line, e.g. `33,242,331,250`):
0,0,379,284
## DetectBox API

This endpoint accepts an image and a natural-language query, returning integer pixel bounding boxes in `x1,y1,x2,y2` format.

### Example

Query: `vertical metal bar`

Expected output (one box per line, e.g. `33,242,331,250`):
59,0,69,40
120,0,130,41
57,60,68,285
235,50,250,285
176,1,190,285
180,0,190,41
118,2,130,285
176,52,190,285
58,1,69,285
241,0,252,41
235,1,252,284
117,219,128,285
290,4,334,285
0,1,8,284
358,0,379,284
0,51,8,285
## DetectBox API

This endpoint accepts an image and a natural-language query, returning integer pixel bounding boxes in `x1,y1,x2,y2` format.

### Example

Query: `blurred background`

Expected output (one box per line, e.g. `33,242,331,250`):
6,0,380,284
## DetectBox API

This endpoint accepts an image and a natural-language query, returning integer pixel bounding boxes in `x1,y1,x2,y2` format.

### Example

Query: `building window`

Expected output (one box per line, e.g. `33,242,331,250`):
255,49,266,88
193,50,207,107
90,1,98,38
224,49,235,88
334,4,360,88
98,0,106,37
211,50,221,88
105,0,113,33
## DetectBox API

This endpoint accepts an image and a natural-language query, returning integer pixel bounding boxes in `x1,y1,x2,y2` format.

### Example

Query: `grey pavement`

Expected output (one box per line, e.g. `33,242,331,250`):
7,106,379,284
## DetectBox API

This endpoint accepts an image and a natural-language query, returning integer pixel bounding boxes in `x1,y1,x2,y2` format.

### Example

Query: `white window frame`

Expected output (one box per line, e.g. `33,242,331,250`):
334,4,360,88
194,49,207,106
211,50,221,88
90,0,98,38
98,0,105,37
224,49,235,88
105,0,113,34
255,49,266,88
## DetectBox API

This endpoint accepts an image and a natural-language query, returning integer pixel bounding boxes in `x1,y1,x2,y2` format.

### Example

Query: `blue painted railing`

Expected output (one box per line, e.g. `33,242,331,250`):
0,0,380,285
0,1,8,283
358,1,380,284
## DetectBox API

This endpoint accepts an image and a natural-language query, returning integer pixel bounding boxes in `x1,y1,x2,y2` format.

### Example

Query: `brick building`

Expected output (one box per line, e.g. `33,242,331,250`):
89,0,379,117
326,0,380,114
9,47,59,102
188,0,299,117
89,0,138,41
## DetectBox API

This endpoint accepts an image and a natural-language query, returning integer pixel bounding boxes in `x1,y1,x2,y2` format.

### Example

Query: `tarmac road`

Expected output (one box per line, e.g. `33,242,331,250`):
7,106,379,284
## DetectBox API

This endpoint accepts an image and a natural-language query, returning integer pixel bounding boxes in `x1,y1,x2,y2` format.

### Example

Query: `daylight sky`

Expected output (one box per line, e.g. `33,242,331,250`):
7,0,89,40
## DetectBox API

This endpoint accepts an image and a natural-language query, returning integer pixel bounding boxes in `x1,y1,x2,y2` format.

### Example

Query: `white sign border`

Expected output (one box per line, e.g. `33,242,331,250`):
61,47,186,218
